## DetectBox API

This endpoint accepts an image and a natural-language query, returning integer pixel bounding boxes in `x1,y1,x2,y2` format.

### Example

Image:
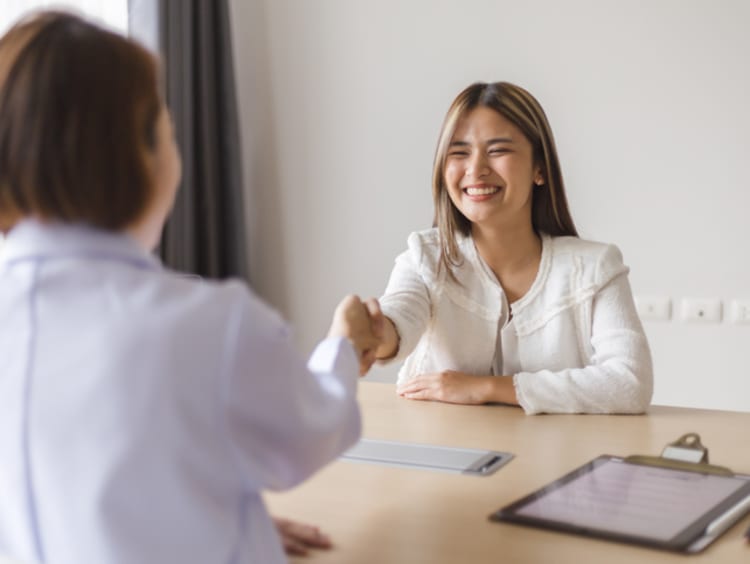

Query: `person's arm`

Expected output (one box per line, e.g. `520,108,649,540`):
221,290,378,491
377,235,433,362
514,249,653,415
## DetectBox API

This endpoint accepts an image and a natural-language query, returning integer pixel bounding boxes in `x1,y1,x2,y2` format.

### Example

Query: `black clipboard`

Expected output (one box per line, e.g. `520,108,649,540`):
489,433,750,553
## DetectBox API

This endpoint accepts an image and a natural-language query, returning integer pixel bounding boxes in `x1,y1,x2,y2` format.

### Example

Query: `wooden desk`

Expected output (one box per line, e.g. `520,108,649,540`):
266,382,750,563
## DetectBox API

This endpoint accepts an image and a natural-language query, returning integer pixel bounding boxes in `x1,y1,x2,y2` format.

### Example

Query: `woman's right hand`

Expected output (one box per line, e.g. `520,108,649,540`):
328,295,384,375
364,298,400,361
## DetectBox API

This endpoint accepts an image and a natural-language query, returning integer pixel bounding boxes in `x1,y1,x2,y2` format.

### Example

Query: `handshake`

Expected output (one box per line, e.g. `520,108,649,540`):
327,295,392,376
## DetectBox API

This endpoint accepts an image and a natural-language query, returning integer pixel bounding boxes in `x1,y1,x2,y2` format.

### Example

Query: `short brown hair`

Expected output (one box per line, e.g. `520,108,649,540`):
432,82,578,275
0,11,161,230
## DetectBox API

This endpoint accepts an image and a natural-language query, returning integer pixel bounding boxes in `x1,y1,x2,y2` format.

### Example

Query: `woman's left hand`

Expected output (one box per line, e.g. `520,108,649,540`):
397,370,494,404
273,517,333,556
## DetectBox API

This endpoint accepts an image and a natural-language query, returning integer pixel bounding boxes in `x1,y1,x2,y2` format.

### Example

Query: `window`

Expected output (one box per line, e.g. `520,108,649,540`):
0,2,129,251
1,1,128,36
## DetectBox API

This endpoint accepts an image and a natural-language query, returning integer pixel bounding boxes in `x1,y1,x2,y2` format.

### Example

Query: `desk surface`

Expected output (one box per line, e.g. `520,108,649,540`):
266,382,750,563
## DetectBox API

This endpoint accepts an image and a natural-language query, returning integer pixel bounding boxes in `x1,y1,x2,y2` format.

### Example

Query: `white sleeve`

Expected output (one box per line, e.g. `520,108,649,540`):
378,236,432,363
220,290,361,491
514,247,654,415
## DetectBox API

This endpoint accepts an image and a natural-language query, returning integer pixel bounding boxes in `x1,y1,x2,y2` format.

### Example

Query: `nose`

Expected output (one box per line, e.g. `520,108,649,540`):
465,151,489,178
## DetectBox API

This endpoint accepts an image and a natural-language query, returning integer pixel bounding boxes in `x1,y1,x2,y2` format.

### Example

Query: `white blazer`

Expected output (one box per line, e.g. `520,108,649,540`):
0,220,360,564
380,229,653,414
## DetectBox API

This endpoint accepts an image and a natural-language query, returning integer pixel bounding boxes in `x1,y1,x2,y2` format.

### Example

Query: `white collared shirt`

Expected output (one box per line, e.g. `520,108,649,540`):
379,228,653,414
0,220,361,564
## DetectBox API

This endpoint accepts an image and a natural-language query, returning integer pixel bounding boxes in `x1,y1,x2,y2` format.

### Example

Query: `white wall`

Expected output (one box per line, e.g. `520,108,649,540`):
230,0,750,412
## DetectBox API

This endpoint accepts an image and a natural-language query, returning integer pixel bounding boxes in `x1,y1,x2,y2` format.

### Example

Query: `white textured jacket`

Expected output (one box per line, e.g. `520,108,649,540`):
379,229,653,415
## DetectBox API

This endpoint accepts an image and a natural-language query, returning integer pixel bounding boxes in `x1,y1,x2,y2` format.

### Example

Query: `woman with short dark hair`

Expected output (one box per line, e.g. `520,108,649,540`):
0,11,378,563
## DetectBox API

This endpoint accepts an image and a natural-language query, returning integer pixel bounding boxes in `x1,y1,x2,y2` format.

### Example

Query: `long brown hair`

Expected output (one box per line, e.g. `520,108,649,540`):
0,11,161,231
432,82,578,276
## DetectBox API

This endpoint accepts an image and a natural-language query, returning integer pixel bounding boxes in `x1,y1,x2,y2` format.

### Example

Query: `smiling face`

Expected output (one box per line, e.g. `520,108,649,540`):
443,106,543,232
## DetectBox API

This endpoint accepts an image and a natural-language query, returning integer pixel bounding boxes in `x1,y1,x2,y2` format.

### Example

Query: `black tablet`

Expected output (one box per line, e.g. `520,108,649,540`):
490,455,750,552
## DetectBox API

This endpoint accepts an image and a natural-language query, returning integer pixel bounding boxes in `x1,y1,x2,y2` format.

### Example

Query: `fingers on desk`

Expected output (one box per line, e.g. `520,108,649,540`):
274,517,333,556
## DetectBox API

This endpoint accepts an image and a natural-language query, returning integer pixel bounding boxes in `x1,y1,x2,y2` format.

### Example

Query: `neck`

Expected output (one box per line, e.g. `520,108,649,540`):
126,213,163,252
471,219,541,279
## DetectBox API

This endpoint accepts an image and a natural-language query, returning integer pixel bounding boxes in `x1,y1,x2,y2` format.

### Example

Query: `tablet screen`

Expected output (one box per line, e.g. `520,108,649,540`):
493,456,750,550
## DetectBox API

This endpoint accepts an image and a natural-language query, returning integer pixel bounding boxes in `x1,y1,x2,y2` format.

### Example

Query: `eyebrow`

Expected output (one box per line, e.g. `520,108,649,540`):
449,137,514,147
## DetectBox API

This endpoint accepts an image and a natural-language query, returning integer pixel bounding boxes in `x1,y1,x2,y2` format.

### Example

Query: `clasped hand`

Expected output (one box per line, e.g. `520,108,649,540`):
327,295,385,376
328,297,518,405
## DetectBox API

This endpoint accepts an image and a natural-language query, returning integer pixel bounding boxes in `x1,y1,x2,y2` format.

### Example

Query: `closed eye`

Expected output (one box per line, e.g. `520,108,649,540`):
487,137,515,155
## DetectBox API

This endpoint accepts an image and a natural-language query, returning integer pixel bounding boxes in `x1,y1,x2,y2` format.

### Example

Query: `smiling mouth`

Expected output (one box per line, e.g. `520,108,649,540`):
464,185,500,196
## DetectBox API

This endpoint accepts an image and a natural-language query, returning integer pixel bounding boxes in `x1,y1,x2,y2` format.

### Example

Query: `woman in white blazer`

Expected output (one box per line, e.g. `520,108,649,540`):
0,12,379,564
371,82,653,414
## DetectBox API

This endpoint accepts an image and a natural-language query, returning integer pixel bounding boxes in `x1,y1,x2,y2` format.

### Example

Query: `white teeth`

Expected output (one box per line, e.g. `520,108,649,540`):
465,186,499,196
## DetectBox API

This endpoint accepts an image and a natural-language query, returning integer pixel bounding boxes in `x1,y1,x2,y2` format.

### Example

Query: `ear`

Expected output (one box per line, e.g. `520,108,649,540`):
533,166,545,187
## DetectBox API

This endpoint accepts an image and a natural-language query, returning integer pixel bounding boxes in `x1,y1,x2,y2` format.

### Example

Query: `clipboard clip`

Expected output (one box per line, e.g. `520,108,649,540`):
625,433,734,476
661,432,709,464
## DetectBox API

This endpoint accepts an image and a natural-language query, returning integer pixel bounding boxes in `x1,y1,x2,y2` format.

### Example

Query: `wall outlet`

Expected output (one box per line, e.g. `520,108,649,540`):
728,300,750,324
680,298,722,323
634,296,671,321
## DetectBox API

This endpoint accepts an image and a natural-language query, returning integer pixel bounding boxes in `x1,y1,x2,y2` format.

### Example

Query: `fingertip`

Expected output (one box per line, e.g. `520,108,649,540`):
317,534,333,548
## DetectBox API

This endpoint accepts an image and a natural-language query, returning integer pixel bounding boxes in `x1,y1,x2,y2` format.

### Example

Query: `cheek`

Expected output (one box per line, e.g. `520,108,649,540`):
510,156,535,181
443,162,462,189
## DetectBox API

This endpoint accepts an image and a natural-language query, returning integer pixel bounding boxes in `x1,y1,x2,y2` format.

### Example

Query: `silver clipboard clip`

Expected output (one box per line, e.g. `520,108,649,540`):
661,432,709,464
625,432,733,476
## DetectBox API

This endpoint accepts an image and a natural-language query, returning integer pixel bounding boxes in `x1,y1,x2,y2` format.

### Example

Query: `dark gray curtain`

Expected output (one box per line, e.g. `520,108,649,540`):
152,0,247,279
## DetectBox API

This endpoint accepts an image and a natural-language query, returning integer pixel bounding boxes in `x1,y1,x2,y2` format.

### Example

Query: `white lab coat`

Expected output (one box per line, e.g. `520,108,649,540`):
0,220,361,564
379,228,653,414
